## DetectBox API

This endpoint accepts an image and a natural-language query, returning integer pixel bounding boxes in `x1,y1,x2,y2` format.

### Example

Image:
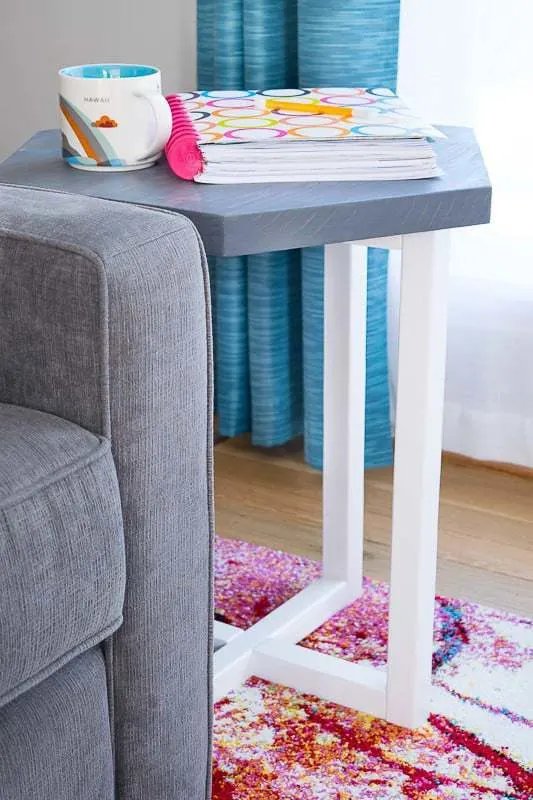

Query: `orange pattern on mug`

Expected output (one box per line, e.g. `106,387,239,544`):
92,115,118,128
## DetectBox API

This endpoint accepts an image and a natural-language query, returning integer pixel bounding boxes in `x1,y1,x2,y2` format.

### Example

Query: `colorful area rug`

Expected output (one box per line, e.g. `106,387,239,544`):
213,536,533,800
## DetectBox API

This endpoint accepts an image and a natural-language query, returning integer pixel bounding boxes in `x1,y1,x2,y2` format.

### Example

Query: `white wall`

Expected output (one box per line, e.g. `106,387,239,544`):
0,0,197,160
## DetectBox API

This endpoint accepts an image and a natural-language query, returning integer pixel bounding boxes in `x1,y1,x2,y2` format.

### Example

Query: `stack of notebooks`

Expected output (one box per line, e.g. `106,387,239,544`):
165,88,444,184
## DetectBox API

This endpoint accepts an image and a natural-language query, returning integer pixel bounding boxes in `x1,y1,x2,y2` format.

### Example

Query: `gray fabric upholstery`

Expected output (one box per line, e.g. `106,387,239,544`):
0,185,214,799
0,647,114,800
0,402,125,707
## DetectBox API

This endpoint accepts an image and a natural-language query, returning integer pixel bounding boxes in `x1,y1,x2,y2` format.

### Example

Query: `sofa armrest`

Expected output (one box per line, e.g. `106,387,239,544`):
0,185,213,800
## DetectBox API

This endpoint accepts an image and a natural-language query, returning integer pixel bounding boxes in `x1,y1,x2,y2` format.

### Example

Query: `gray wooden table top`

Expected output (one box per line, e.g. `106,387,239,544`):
0,127,491,257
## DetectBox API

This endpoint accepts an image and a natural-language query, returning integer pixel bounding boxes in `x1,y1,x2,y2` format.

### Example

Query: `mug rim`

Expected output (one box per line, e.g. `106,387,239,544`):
59,63,160,80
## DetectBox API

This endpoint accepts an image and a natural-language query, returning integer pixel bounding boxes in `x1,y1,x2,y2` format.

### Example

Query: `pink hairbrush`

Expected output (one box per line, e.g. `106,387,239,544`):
164,94,204,180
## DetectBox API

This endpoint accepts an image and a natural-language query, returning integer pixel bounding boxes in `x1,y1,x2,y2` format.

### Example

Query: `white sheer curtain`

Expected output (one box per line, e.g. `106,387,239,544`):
389,0,533,466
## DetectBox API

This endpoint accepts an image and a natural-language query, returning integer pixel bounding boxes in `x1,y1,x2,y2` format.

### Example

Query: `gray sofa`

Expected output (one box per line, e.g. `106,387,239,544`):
0,185,213,799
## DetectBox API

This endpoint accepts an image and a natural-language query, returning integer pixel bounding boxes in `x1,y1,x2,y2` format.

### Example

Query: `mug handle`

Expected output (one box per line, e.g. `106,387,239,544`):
135,91,172,160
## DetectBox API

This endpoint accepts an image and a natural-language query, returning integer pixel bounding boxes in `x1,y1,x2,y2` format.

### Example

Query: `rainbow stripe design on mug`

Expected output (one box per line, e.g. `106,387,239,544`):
59,94,124,167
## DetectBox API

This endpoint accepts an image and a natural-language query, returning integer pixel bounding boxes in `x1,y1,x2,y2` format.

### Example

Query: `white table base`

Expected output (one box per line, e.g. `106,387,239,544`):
214,231,451,729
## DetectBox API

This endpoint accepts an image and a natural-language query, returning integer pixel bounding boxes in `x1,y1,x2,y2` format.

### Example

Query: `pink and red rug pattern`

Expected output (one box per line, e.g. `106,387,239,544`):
214,536,533,799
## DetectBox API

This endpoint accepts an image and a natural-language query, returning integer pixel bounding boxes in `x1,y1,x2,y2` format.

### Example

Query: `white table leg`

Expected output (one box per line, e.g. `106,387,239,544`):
214,232,450,729
213,241,368,704
386,230,451,727
323,242,367,592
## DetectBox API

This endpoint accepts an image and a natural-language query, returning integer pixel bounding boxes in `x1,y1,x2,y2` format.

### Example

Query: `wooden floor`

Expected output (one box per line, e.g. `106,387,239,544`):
215,436,533,618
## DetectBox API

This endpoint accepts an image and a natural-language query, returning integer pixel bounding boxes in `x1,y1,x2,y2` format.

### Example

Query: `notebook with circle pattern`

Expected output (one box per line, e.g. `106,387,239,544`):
167,88,445,183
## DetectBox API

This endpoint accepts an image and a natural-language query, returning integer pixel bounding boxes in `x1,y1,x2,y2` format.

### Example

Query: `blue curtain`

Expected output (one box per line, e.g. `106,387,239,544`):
198,0,399,469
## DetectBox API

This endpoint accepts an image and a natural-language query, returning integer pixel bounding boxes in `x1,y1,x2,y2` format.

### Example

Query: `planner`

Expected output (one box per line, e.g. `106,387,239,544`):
164,88,445,184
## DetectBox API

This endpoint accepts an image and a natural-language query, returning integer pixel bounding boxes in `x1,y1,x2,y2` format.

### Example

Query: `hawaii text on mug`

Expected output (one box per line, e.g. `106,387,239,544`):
59,63,172,171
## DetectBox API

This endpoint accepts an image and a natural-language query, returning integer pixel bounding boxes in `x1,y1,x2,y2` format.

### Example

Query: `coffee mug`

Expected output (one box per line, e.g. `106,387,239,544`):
59,63,172,171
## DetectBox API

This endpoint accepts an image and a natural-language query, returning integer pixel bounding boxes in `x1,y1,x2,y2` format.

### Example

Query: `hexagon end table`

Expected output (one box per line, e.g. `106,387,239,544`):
0,127,491,727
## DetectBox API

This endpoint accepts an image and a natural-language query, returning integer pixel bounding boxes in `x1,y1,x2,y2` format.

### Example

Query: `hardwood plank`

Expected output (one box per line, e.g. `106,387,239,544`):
218,436,533,519
214,440,533,618
216,449,533,577
216,434,313,473
364,487,532,581
219,436,533,523
216,508,532,618
445,450,533,480
369,462,533,524
361,540,533,618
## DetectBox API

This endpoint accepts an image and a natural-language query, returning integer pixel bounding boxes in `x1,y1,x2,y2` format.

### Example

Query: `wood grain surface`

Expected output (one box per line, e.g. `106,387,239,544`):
215,435,533,617
0,127,490,256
